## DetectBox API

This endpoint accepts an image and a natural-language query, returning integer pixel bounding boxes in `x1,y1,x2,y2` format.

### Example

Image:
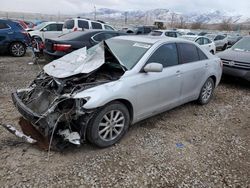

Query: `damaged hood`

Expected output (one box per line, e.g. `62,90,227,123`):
44,43,105,78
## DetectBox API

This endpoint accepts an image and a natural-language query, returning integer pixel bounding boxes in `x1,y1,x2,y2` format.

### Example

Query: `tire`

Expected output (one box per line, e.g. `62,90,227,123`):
9,42,26,57
87,101,130,148
222,44,227,51
197,78,215,105
210,50,214,55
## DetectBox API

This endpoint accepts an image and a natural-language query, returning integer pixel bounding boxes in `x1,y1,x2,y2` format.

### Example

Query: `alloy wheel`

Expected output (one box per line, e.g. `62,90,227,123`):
98,110,125,141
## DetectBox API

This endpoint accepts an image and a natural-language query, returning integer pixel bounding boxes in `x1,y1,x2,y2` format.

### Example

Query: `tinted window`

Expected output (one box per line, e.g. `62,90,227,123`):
78,20,89,29
197,48,208,60
178,43,200,63
63,20,74,29
104,25,114,30
147,43,179,67
93,32,117,42
0,22,9,29
57,24,63,31
144,27,152,34
91,22,102,29
165,32,176,38
196,38,203,45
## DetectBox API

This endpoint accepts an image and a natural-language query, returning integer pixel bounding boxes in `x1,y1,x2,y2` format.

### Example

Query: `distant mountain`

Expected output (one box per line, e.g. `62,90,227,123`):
81,8,248,24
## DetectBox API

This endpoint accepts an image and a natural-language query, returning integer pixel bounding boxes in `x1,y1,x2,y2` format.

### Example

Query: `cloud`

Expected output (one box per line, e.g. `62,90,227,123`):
0,0,249,17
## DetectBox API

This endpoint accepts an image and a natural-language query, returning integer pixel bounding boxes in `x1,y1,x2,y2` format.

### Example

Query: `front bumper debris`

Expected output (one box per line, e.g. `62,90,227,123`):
1,123,37,144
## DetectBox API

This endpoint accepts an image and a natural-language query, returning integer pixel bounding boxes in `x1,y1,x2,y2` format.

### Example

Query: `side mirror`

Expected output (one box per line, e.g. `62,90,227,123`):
42,28,47,32
144,63,163,73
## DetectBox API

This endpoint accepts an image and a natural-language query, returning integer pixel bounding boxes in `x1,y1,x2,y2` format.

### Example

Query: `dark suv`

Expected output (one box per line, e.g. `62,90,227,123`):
0,19,31,57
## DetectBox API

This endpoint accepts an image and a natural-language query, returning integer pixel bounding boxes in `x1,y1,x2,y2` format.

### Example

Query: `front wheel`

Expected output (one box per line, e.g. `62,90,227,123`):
9,42,26,57
197,78,215,105
87,102,130,148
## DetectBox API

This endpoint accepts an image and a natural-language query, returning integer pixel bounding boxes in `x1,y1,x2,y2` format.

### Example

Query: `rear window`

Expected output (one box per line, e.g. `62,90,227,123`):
91,22,102,29
0,22,9,29
178,43,200,63
149,31,163,36
57,31,86,40
63,20,74,29
78,20,89,29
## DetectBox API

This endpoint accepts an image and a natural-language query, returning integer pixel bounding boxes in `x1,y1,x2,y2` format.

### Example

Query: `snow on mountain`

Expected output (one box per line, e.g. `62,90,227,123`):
81,8,248,24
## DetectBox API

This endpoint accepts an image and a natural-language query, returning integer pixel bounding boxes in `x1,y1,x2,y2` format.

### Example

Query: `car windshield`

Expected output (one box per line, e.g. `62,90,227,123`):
149,31,163,36
106,39,152,70
33,22,47,30
232,37,250,52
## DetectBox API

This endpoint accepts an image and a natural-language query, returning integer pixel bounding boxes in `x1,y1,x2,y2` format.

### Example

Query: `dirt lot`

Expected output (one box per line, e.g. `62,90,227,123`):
0,53,249,187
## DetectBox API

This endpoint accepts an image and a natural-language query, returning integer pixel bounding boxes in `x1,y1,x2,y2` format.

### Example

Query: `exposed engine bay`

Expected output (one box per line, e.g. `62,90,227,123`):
10,42,125,150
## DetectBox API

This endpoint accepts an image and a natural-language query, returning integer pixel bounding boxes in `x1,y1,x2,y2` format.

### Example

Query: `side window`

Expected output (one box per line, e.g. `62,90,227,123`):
197,47,208,60
144,27,151,34
0,22,9,29
44,24,58,31
166,32,176,38
104,25,114,30
78,20,89,29
91,22,102,29
203,38,211,44
93,32,117,42
196,38,203,45
214,35,220,41
178,43,200,63
147,43,179,68
57,24,63,31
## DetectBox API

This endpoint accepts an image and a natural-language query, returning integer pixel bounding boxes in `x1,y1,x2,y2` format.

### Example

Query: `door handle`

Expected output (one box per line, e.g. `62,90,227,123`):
176,70,181,76
8,32,14,34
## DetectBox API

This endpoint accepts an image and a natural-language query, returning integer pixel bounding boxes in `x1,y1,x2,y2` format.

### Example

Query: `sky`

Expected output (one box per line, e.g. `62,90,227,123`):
0,0,250,17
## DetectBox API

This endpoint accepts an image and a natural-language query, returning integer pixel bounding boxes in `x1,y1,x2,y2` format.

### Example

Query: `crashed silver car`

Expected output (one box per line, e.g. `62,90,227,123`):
9,36,222,148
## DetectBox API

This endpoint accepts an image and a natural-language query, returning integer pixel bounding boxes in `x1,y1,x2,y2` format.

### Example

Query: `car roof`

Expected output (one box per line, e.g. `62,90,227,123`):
154,30,179,32
114,35,187,44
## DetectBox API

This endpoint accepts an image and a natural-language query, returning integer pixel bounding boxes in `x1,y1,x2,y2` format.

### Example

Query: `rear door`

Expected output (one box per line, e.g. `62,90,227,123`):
177,43,209,102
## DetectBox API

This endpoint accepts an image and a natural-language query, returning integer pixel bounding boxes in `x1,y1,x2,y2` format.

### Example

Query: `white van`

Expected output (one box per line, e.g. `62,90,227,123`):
63,18,115,33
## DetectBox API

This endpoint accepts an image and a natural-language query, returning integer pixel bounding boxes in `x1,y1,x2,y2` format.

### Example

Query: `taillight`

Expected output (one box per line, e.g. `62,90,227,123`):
73,28,78,31
53,44,72,52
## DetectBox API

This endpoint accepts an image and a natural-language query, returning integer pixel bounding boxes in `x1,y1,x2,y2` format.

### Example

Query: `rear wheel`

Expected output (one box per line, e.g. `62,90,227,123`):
87,102,130,148
222,44,227,51
210,50,215,55
9,42,26,57
197,78,215,105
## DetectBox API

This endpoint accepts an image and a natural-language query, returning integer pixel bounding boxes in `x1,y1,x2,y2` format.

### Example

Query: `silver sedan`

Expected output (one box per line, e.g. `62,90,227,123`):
11,36,222,148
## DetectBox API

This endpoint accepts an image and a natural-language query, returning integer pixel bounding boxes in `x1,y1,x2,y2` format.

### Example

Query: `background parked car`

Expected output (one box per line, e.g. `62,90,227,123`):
43,30,127,61
180,35,216,54
149,30,182,38
217,37,250,81
125,25,157,35
29,21,63,42
63,18,115,33
0,19,30,57
206,34,228,50
227,34,242,46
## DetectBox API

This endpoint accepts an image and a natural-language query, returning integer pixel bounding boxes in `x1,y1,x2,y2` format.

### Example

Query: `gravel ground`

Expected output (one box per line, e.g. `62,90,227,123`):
0,53,249,187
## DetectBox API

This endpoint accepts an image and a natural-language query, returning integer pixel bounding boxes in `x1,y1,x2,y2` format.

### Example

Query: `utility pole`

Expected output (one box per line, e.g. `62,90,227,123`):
125,12,128,25
94,5,96,20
